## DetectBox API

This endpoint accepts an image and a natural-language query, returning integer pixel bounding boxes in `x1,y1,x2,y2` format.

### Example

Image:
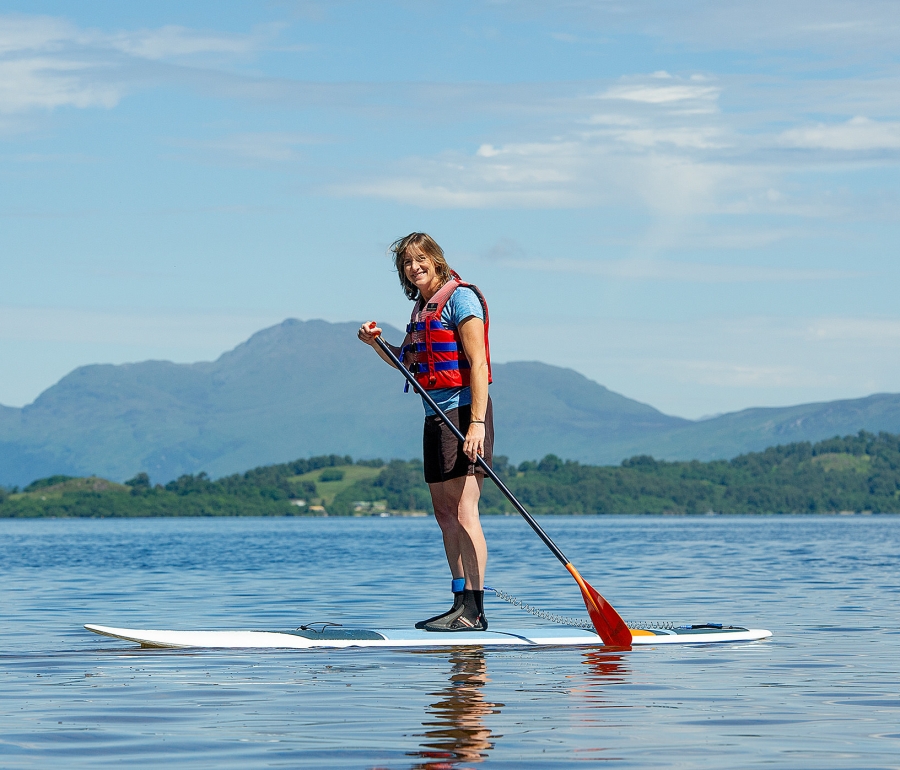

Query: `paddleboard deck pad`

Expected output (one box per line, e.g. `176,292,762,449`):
85,623,771,649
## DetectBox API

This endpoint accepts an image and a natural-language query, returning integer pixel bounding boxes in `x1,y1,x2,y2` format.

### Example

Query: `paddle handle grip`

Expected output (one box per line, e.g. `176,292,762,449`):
374,335,570,567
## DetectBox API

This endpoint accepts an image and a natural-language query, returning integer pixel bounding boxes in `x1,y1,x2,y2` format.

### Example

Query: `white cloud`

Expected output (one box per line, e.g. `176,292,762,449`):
344,142,766,216
0,13,274,116
598,83,720,104
0,13,269,60
780,116,900,150
584,113,639,126
0,14,81,54
338,64,900,223
109,24,270,60
0,57,122,114
334,177,580,208
591,124,728,149
339,73,766,216
340,99,758,214
3,11,899,254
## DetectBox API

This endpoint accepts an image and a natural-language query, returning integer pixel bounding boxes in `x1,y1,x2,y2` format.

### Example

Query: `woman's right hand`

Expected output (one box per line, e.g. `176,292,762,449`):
357,321,381,346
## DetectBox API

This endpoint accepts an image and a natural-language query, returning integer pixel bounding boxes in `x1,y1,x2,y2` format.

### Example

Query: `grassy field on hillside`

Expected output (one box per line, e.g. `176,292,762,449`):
288,464,382,506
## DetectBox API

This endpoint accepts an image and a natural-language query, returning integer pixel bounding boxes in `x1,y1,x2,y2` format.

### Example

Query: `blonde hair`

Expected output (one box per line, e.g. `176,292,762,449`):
391,232,452,300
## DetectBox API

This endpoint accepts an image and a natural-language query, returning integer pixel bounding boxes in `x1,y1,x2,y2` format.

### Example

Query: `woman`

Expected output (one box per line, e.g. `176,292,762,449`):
358,232,493,632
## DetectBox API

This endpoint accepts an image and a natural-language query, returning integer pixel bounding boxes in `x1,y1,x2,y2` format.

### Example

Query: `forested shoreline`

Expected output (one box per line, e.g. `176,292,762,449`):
2,431,900,517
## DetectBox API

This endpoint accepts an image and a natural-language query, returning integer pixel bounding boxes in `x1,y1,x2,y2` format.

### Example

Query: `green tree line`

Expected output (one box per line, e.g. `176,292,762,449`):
3,432,900,518
330,431,900,515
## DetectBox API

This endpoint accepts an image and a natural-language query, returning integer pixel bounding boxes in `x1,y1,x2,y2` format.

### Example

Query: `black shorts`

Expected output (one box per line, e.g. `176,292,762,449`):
423,398,494,484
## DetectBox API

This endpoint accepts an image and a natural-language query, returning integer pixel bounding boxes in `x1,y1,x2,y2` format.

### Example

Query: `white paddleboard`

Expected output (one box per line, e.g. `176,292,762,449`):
84,623,772,649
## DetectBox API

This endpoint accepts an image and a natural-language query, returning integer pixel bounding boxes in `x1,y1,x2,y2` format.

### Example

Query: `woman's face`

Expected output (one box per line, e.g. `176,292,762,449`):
403,248,439,293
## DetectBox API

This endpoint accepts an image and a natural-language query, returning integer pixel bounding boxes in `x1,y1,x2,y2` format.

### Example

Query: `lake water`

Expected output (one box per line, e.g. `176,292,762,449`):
2,514,899,768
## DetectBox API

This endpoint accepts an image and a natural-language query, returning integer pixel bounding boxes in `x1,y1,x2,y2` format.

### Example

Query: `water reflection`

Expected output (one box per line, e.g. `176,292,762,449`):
574,649,630,706
403,647,630,769
581,649,629,685
408,649,502,769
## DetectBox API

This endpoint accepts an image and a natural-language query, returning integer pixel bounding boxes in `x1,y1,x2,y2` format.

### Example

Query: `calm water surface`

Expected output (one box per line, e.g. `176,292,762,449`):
2,515,899,768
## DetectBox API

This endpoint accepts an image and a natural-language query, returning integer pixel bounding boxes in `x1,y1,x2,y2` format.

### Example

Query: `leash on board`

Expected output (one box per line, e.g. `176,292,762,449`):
485,586,678,631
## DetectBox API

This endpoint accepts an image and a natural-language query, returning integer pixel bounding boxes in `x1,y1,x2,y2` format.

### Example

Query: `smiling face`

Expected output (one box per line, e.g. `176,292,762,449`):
391,232,451,300
402,247,441,298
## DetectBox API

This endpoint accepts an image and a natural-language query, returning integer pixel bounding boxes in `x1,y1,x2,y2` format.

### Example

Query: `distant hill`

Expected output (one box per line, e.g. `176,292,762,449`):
4,432,899,517
610,393,900,462
0,320,421,485
0,319,682,485
2,318,900,486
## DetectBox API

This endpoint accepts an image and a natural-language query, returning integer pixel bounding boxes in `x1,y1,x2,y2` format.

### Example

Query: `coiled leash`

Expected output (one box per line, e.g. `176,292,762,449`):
486,586,679,631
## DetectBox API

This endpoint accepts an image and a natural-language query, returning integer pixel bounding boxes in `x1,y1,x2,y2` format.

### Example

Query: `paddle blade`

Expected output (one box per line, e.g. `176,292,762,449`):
566,563,632,647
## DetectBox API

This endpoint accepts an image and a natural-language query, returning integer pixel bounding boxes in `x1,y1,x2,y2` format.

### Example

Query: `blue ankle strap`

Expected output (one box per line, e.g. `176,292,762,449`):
451,578,465,593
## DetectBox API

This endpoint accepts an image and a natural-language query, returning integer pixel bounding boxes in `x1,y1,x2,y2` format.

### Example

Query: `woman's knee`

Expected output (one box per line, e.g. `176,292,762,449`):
431,493,459,529
433,504,458,527
456,500,482,530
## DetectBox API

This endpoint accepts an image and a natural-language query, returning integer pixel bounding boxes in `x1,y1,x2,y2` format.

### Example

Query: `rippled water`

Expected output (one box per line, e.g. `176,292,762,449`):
2,515,899,768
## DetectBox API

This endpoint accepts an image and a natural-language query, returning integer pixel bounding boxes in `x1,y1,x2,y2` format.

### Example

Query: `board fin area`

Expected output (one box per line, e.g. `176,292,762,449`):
85,623,771,649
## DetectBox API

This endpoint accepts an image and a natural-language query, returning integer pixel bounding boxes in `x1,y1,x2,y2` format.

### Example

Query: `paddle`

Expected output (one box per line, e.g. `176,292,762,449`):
373,334,632,647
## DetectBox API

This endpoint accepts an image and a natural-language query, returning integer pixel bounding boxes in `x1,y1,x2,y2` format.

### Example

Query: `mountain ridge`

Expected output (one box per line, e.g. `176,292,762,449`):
2,318,900,486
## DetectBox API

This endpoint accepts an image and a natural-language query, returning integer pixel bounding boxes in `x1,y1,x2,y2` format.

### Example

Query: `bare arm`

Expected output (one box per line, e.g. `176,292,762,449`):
457,316,489,462
357,321,410,368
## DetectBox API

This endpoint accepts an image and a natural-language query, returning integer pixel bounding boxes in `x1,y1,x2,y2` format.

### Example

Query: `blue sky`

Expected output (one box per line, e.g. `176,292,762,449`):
1,1,899,418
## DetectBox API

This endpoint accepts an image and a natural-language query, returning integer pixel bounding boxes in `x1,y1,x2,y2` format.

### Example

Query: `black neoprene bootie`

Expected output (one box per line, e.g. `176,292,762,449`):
423,589,487,632
415,592,464,630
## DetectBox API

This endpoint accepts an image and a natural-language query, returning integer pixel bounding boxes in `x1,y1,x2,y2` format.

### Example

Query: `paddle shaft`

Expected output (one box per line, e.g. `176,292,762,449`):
374,335,570,567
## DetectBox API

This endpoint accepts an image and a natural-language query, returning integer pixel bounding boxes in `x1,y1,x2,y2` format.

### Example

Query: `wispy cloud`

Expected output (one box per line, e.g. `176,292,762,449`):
587,122,729,149
0,56,122,113
335,60,900,227
336,97,762,217
0,13,276,116
805,317,900,342
335,176,581,208
172,131,325,165
598,83,720,104
109,24,272,60
0,14,82,54
3,9,900,257
780,116,900,151
495,257,861,283
507,0,900,56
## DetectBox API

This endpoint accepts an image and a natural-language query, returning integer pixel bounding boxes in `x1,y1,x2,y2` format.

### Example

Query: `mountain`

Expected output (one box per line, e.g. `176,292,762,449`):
1,320,417,485
2,318,900,486
488,361,689,462
0,319,681,485
610,393,900,462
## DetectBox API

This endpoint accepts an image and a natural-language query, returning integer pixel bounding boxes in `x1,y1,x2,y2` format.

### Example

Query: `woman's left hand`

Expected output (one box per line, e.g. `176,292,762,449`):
463,422,486,463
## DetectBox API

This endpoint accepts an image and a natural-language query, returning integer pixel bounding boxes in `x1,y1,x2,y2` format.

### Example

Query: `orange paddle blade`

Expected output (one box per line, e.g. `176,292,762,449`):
565,563,632,647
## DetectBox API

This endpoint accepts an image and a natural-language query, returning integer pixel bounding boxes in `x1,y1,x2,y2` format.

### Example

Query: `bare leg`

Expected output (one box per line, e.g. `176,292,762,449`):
429,475,487,589
430,481,463,579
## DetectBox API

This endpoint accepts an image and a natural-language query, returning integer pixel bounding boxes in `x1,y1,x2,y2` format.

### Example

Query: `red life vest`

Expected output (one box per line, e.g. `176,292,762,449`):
401,272,492,391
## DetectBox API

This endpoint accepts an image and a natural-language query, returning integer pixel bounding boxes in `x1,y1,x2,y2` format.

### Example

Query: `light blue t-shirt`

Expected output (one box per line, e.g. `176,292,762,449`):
420,287,485,416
